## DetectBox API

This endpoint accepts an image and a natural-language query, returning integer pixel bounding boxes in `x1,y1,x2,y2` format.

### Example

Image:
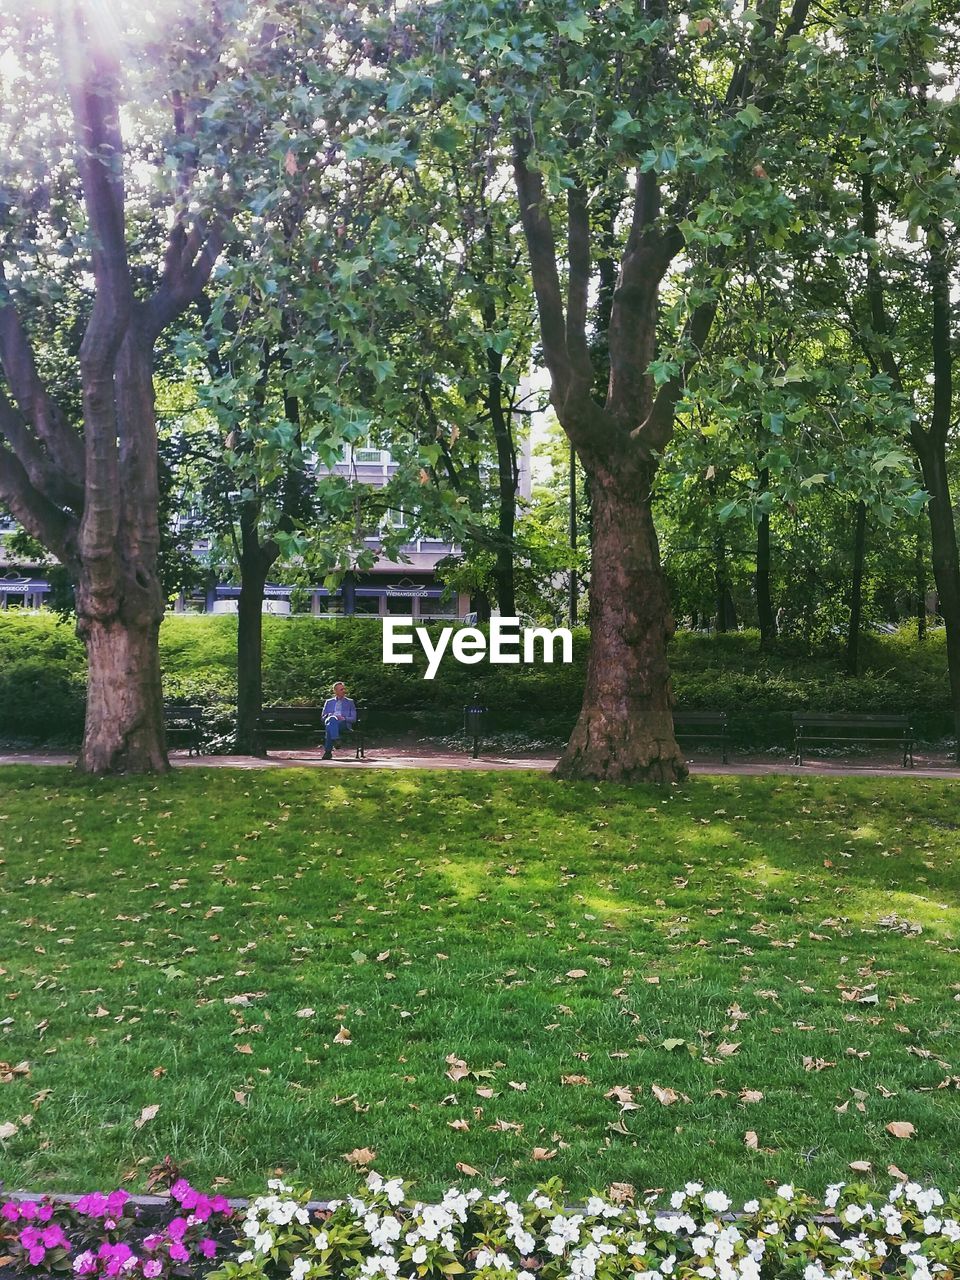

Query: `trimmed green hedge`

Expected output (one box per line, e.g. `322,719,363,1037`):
0,611,953,746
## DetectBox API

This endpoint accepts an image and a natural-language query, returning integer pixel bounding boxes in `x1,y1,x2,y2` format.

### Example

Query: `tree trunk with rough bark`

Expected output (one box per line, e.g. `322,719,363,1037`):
234,503,279,755
0,15,223,775
554,461,686,783
915,523,927,642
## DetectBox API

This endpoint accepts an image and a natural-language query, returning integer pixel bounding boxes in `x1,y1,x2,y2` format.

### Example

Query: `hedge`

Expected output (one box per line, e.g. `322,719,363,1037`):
0,611,953,748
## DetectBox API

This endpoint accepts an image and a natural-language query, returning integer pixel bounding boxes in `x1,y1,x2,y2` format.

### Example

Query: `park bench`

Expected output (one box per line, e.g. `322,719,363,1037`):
257,705,366,759
792,712,914,767
163,704,204,756
673,710,729,763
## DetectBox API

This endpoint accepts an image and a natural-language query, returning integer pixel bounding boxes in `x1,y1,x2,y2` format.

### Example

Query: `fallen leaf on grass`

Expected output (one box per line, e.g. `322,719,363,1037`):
888,1164,909,1181
607,1183,635,1205
0,1122,18,1141
448,1119,470,1131
605,1085,636,1108
886,1121,915,1139
716,1040,740,1057
803,1057,835,1072
565,970,588,980
739,1089,763,1103
456,1162,480,1177
233,1091,247,1106
296,1008,316,1019
849,1161,872,1173
0,1062,30,1084
343,1147,376,1167
744,1131,759,1149
134,1104,159,1130
532,1147,556,1161
561,1075,591,1086
235,1043,253,1055
508,1081,527,1092
333,1025,352,1045
651,1084,678,1106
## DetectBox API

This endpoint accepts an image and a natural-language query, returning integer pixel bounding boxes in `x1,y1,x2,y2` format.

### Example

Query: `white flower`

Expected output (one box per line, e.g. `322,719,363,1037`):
291,1260,311,1280
313,1232,329,1250
842,1205,863,1226
803,1267,825,1280
794,1225,808,1241
704,1192,731,1214
385,1179,405,1207
670,1191,686,1210
236,1253,253,1265
412,1246,428,1264
776,1185,795,1202
824,1185,844,1210
942,1219,960,1242
742,1200,759,1215
253,1231,274,1254
686,1183,704,1196
533,1195,552,1211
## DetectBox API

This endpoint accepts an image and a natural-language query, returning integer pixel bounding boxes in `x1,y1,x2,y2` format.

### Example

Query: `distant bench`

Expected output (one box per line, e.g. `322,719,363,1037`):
793,713,914,768
257,705,366,759
673,710,729,764
163,704,204,756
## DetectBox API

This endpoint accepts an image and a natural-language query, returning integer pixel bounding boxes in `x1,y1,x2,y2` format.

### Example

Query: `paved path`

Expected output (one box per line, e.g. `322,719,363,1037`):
1,746,958,779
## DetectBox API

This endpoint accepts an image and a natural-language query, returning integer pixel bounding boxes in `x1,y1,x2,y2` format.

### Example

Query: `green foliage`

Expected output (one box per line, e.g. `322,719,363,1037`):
0,614,952,747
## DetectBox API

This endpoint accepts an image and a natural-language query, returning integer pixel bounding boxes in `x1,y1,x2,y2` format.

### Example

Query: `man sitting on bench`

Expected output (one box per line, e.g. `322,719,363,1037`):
321,682,357,760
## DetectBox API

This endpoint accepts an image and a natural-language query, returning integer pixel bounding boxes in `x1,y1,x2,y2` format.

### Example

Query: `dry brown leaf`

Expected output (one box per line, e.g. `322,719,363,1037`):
886,1121,915,1139
235,1043,253,1055
744,1130,759,1149
717,1040,741,1057
849,1161,872,1173
448,1119,470,1131
476,1086,495,1099
739,1089,764,1103
333,1025,352,1045
343,1147,376,1167
561,1074,591,1086
607,1182,635,1205
651,1083,678,1106
532,1147,557,1161
0,1121,18,1141
0,1062,30,1084
508,1080,527,1092
888,1164,909,1182
295,1008,316,1019
604,1084,636,1108
233,1091,247,1106
566,969,588,980
456,1161,480,1177
134,1104,159,1131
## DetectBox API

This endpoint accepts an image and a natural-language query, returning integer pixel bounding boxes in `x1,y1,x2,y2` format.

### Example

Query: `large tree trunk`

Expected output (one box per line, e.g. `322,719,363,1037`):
76,589,168,774
845,499,867,676
915,522,927,642
554,462,687,783
490,383,518,616
915,438,960,757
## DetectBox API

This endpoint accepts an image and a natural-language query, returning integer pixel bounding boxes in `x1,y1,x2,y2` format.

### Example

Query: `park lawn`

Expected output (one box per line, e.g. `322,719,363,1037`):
0,768,957,1201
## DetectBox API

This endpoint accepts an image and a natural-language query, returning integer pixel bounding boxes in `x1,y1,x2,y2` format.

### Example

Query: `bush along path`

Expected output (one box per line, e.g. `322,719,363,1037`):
2,1174,960,1280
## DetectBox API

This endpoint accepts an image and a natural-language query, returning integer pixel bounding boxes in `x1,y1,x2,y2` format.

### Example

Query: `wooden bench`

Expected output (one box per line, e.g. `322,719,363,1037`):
257,705,366,759
164,704,204,756
673,710,729,763
792,713,914,767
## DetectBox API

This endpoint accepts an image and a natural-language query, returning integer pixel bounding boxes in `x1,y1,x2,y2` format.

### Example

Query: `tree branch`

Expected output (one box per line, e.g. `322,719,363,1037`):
0,443,78,567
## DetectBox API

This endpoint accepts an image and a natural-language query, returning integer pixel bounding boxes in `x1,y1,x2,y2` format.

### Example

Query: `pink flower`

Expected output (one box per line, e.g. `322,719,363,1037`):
198,1239,217,1259
169,1180,191,1205
166,1218,188,1242
42,1224,69,1250
1,1202,21,1222
38,1206,53,1223
167,1243,189,1264
143,1262,162,1278
106,1192,129,1218
77,1194,108,1219
73,1251,97,1275
209,1196,230,1216
20,1226,41,1249
19,1202,39,1221
28,1246,46,1266
143,1235,162,1252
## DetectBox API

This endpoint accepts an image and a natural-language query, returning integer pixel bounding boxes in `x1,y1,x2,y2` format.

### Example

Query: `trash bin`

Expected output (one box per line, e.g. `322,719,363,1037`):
463,690,487,759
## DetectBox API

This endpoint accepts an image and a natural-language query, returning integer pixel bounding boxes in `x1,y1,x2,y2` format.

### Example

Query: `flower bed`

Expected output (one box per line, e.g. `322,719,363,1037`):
3,1175,959,1280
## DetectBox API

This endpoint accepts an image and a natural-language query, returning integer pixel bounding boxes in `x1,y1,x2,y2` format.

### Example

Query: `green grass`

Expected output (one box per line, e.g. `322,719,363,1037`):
0,767,957,1200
